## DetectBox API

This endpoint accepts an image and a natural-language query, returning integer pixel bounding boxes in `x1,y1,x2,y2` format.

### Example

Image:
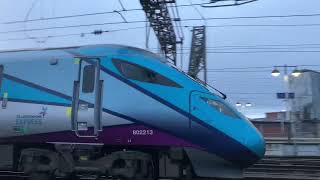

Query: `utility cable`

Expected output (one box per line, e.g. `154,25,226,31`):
0,26,146,42
2,9,320,25
2,22,320,36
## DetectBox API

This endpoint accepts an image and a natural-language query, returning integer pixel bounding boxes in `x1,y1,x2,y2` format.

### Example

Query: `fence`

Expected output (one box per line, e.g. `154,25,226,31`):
252,119,320,139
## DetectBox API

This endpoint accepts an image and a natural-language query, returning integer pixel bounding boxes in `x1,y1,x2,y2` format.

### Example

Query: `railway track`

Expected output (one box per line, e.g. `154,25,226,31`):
245,156,320,180
2,157,320,180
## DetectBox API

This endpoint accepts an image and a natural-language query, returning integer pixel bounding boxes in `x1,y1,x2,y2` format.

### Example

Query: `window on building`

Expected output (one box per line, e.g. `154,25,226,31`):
112,59,181,88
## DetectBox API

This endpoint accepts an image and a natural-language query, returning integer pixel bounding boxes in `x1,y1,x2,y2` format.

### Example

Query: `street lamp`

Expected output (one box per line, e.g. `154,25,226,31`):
271,68,280,77
291,68,301,77
235,102,252,116
235,102,252,108
271,65,301,78
271,65,301,141
245,103,252,107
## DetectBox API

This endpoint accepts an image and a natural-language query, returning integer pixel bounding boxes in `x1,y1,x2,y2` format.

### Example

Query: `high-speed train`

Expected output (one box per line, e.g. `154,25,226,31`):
0,44,265,180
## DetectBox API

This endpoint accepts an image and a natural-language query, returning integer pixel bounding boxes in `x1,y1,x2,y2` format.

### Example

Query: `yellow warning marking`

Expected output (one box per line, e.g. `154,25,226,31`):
66,107,72,119
3,92,8,98
80,156,88,161
74,58,81,64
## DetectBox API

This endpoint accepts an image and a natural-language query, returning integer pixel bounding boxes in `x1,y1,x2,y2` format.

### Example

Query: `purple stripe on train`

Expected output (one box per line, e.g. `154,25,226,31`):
0,124,202,149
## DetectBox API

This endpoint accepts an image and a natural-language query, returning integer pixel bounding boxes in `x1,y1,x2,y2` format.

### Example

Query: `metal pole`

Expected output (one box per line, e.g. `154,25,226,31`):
283,65,295,142
180,40,183,70
203,26,207,84
145,17,150,50
283,65,291,140
284,65,290,121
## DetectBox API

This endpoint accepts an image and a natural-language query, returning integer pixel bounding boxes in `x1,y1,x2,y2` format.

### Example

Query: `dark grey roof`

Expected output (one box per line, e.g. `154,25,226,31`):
300,69,320,75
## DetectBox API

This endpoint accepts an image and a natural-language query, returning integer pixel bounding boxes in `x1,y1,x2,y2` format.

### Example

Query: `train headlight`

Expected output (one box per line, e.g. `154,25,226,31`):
201,97,240,119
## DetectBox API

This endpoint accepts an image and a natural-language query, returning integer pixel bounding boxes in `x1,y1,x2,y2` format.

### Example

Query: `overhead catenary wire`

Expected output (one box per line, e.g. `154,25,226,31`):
3,19,320,48
154,43,320,49
3,3,320,25
0,2,268,25
1,9,142,25
0,1,319,53
193,24,320,28
172,1,185,40
1,21,320,36
118,0,126,11
177,50,320,54
1,10,320,30
148,44,320,52
1,2,320,35
225,92,281,95
0,2,209,25
0,26,146,42
206,64,320,71
0,21,146,35
206,69,320,73
180,13,320,21
154,46,320,51
168,3,183,40
201,0,258,8
4,25,320,55
188,0,207,24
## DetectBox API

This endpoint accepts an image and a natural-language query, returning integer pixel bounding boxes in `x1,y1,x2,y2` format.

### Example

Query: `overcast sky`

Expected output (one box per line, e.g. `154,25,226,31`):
0,0,319,118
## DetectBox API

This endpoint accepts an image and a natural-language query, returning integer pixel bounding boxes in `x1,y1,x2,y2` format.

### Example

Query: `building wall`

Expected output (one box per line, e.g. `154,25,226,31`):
289,70,320,120
252,120,320,138
310,72,320,120
266,112,286,121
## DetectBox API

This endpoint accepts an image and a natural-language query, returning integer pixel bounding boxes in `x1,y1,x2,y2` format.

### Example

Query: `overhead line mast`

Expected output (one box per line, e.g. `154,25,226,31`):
188,26,207,83
187,0,257,84
140,0,178,65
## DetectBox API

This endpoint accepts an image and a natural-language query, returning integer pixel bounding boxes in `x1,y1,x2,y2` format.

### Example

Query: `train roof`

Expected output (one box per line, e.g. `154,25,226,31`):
0,44,168,63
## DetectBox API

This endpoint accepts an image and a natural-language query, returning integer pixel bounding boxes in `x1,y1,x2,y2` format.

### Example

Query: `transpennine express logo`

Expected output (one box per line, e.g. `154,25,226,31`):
15,107,48,126
13,107,48,134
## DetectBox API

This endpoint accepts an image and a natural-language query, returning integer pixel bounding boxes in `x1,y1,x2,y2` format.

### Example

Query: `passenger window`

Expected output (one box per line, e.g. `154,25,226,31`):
112,59,181,88
82,65,96,93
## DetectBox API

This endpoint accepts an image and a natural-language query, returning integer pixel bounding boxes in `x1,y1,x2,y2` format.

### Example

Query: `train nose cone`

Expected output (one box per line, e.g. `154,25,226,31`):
245,129,266,159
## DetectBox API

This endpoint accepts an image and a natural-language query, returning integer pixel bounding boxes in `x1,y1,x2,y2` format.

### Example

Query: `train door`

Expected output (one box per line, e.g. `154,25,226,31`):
0,65,3,92
0,65,6,110
0,65,3,106
71,57,104,138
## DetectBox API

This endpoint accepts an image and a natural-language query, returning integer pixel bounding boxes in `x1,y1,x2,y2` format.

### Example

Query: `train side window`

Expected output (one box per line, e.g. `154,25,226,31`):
112,59,181,88
82,65,96,93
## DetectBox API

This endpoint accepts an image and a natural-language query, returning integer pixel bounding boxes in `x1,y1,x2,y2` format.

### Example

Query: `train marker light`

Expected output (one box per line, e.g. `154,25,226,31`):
2,92,8,109
74,58,81,65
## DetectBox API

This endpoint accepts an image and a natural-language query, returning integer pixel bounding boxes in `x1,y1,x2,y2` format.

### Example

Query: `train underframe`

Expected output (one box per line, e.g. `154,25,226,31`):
10,143,193,180
1,143,243,180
